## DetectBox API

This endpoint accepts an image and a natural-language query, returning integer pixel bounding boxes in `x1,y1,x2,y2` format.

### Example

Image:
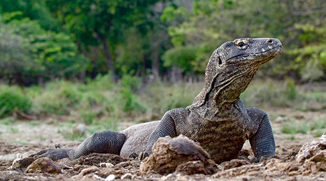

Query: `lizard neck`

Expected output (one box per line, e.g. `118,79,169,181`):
188,65,258,121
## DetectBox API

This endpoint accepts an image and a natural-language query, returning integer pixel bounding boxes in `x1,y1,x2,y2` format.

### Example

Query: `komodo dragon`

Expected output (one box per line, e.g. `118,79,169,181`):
33,38,282,163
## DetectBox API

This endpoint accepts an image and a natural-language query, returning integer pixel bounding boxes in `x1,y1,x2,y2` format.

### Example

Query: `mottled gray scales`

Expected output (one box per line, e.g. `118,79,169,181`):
32,38,282,164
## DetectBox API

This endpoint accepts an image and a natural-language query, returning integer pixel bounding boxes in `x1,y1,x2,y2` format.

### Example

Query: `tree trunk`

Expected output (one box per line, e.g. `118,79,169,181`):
76,40,86,83
151,49,160,80
142,54,148,80
171,66,182,85
102,38,116,79
95,30,116,80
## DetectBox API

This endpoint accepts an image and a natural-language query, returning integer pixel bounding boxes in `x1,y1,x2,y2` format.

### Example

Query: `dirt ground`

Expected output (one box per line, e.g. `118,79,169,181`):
1,108,326,181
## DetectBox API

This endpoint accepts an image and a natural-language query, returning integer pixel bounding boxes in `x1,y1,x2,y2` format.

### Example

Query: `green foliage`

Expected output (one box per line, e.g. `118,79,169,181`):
44,0,162,77
285,79,297,101
166,0,326,81
0,12,89,85
120,74,146,113
1,0,325,83
121,73,141,92
0,86,32,117
162,46,197,72
0,0,60,31
290,20,326,81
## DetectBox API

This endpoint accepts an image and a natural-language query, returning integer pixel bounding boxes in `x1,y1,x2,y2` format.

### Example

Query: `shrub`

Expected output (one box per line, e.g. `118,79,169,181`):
0,87,32,117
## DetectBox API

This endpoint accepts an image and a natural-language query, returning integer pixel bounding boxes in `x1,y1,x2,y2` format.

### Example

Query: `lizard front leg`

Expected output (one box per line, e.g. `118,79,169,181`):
143,109,181,157
247,108,275,161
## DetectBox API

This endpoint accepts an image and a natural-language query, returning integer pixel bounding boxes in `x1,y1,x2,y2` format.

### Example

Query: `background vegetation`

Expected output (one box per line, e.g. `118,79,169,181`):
0,0,325,140
0,0,325,84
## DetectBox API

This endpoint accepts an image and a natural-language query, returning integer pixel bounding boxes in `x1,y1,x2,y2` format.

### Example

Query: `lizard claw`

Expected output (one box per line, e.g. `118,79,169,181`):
139,152,149,160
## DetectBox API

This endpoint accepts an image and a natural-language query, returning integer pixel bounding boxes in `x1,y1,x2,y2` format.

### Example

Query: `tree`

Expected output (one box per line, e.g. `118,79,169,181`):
164,0,326,81
45,0,162,79
115,2,172,80
0,0,60,31
0,12,88,85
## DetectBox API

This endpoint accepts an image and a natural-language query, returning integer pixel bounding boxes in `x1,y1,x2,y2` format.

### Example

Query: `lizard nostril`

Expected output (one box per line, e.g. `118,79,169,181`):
268,39,273,43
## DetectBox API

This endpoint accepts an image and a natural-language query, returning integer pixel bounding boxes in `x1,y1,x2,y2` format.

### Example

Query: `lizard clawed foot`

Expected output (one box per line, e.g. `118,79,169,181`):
248,156,267,163
30,148,70,161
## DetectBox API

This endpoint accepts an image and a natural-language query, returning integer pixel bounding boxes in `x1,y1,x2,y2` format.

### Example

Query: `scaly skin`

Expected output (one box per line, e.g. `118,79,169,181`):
32,38,282,163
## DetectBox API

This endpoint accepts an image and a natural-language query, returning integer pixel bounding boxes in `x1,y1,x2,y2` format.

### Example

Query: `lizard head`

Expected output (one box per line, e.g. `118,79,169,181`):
192,38,282,110
217,38,282,67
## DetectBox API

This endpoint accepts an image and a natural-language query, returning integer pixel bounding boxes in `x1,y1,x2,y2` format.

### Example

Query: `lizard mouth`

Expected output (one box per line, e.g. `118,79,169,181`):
253,45,283,64
227,44,283,65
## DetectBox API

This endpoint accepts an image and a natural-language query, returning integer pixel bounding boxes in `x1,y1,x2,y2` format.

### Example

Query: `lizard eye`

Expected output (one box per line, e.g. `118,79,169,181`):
238,42,245,47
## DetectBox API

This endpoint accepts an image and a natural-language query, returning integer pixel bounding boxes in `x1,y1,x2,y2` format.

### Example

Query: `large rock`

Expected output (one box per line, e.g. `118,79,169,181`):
25,157,62,174
295,132,326,174
140,135,219,175
11,157,36,172
296,133,326,163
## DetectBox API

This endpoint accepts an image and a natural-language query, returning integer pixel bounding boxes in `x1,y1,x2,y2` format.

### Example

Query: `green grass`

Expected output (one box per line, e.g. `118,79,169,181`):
241,79,326,111
10,127,19,133
39,136,47,141
142,82,202,115
28,121,41,127
313,129,324,138
57,128,86,141
0,117,16,125
281,117,326,139
309,119,326,131
281,121,309,134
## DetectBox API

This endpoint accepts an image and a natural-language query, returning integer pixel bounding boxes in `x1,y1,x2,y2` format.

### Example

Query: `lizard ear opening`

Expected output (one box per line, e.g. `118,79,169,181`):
218,56,222,65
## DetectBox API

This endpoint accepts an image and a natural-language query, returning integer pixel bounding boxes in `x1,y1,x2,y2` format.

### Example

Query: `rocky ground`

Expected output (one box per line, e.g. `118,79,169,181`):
0,108,326,181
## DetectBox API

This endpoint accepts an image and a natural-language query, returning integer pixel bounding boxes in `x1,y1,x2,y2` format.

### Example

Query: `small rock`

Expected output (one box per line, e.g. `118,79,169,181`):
72,123,86,137
274,116,290,123
105,174,116,181
175,160,207,175
11,157,36,172
100,162,114,168
140,135,218,175
25,157,62,174
121,173,133,179
212,165,262,178
71,166,99,179
80,166,99,176
221,159,250,170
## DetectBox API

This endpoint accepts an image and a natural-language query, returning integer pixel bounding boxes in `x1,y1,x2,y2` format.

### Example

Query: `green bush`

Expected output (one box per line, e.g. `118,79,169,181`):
0,87,32,117
144,83,202,115
119,74,146,114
